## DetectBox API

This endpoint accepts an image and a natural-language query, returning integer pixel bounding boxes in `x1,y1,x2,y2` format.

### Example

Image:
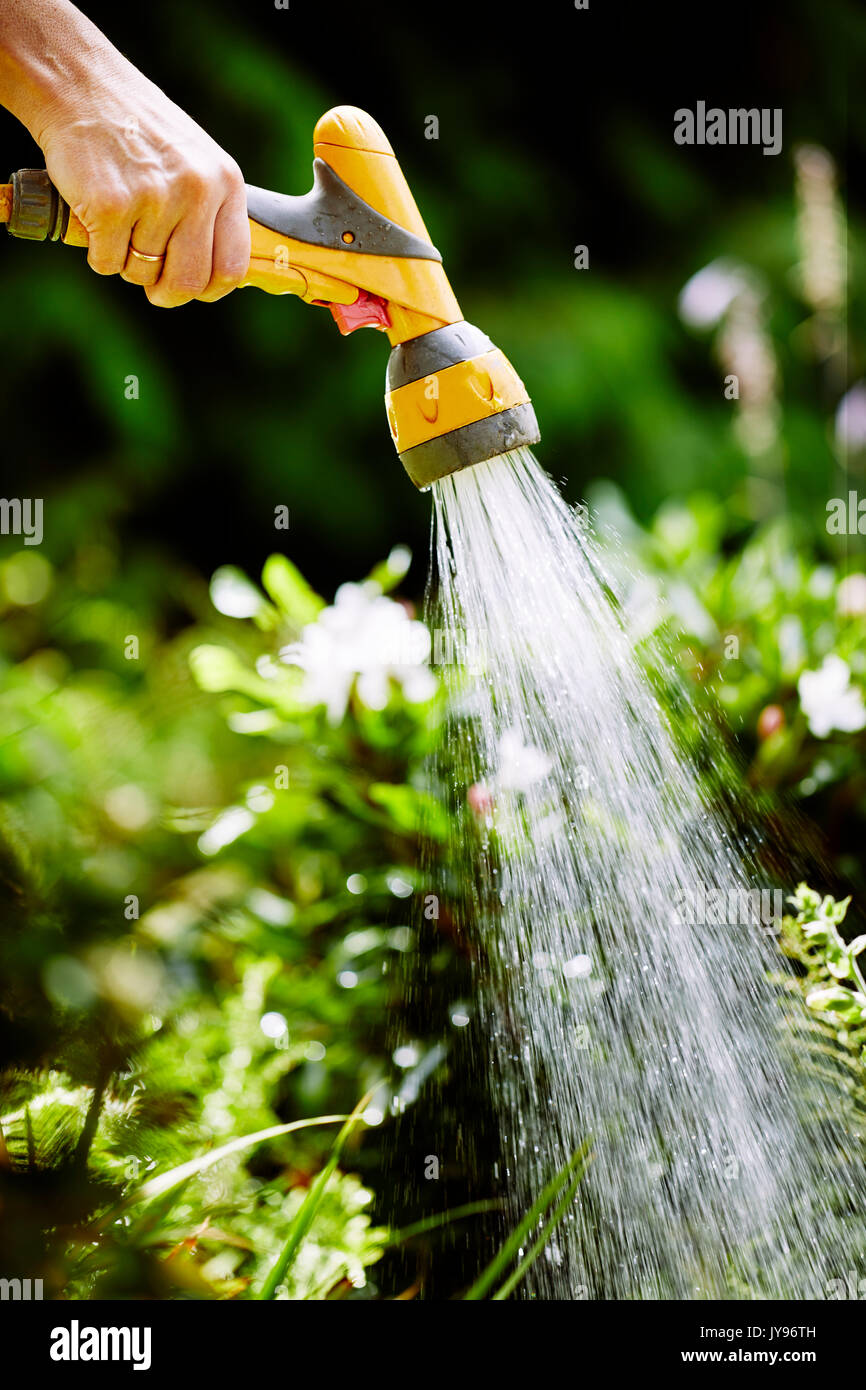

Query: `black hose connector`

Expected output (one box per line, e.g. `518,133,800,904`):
7,168,68,241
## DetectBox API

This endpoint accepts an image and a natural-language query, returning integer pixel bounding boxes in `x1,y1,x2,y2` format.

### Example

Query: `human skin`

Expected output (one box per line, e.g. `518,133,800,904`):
0,0,250,306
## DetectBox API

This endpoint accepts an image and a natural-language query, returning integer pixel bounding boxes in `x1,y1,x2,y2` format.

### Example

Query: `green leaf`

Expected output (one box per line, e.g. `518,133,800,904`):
366,545,412,594
826,945,853,980
387,1200,502,1245
368,782,450,840
790,884,821,915
824,894,852,926
492,1166,585,1301
188,643,251,693
806,986,861,1017
189,645,304,713
257,1088,378,1300
262,554,324,626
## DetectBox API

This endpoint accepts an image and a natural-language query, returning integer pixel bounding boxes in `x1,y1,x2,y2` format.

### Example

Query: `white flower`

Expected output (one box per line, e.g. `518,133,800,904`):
678,259,751,330
497,727,552,791
280,581,436,724
837,573,866,618
798,655,866,739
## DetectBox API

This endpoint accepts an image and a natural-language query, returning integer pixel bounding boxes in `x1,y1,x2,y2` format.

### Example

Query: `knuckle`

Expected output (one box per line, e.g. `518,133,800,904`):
136,173,170,211
88,182,130,224
220,158,245,193
177,165,210,201
93,195,127,225
212,219,251,289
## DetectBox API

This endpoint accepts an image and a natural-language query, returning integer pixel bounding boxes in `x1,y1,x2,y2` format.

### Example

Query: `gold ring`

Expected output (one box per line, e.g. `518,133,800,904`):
129,245,165,264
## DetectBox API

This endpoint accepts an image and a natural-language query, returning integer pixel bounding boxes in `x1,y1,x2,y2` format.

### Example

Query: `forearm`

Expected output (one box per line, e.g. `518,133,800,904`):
0,0,123,142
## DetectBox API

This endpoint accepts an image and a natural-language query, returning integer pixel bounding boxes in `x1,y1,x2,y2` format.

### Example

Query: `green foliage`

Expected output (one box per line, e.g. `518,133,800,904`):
1,493,864,1299
779,884,866,1059
0,541,455,1298
768,884,866,1221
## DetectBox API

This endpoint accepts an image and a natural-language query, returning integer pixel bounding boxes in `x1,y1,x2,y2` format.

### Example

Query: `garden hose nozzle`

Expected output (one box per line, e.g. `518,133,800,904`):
0,106,539,489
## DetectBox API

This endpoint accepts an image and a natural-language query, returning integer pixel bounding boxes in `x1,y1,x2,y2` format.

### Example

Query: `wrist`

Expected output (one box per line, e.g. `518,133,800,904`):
0,1,124,144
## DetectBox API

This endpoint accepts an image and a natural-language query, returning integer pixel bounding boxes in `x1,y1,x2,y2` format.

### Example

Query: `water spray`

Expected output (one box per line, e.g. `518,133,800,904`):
0,104,539,490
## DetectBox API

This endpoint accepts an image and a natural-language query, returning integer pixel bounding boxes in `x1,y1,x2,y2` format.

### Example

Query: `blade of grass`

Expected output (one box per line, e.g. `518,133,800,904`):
387,1200,503,1245
491,1159,589,1300
257,1088,378,1300
117,1115,347,1213
463,1139,592,1301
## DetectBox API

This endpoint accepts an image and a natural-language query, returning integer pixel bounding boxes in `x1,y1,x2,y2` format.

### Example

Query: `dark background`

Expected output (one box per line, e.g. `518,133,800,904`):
1,0,863,598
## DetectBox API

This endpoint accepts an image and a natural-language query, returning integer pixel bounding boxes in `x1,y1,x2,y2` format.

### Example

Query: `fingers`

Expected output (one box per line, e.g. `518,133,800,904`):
143,166,212,308
80,161,248,307
146,217,212,308
146,163,249,309
86,184,136,277
121,209,177,289
197,184,251,303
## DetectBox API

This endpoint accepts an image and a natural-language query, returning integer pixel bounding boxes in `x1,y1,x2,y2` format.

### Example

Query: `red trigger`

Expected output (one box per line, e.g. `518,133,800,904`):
311,290,392,335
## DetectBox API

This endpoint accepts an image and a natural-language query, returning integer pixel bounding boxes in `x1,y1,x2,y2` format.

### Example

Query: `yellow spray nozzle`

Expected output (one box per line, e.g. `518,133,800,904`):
1,105,540,487
244,105,462,346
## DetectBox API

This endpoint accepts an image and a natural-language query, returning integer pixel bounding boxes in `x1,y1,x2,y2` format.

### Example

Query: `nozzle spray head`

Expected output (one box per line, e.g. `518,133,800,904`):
301,107,540,489
385,322,540,490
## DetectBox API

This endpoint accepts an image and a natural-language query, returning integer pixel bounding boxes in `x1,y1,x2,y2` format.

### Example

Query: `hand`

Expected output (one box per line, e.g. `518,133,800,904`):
38,67,251,307
0,0,250,307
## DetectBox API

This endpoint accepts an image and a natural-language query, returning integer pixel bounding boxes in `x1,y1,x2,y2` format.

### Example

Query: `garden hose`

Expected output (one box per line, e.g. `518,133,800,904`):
0,105,540,489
